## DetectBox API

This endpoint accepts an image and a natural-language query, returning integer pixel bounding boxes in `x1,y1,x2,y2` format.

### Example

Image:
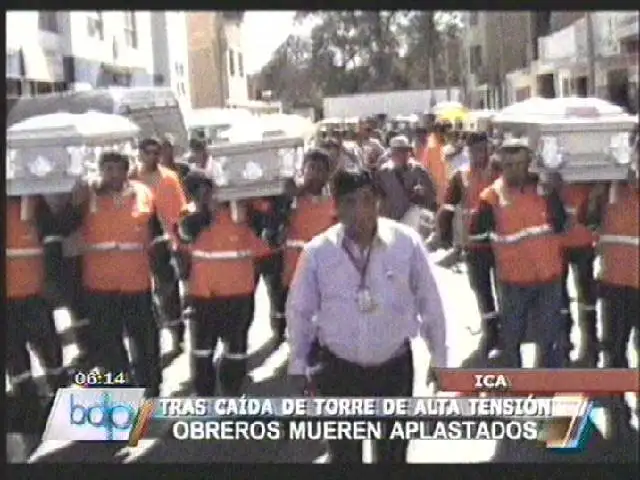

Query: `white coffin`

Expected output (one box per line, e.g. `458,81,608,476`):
7,112,140,196
493,97,638,182
207,136,305,201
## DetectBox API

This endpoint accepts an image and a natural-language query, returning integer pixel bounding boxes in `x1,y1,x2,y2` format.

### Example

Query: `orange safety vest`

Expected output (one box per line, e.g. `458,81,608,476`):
188,207,271,299
133,165,187,244
421,134,447,205
599,184,639,289
282,195,337,287
481,178,563,285
460,166,498,249
562,184,596,249
7,198,45,299
82,181,156,293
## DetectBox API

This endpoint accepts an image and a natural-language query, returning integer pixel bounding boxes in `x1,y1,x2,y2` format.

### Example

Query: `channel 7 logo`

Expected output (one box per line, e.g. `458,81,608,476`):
42,388,146,442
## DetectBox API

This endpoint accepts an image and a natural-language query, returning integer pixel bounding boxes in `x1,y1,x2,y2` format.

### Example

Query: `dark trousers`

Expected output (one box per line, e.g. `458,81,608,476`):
153,252,185,344
600,284,639,368
600,284,639,434
561,247,597,353
466,248,500,354
499,280,566,368
84,291,161,396
255,252,287,338
189,295,254,396
153,276,185,342
7,297,64,397
60,257,95,360
315,345,414,463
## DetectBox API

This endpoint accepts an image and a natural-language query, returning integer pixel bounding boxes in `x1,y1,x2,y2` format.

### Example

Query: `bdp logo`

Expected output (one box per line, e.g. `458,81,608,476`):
42,388,146,442
69,392,137,440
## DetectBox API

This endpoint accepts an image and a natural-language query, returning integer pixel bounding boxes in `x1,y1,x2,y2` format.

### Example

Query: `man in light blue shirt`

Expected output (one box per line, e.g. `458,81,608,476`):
286,169,448,463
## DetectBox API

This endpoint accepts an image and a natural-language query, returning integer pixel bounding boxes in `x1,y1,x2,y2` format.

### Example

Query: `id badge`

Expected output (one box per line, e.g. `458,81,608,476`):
357,287,374,313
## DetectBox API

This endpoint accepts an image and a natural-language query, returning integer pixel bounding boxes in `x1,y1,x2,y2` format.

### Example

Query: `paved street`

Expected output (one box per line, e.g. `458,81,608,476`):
8,250,639,464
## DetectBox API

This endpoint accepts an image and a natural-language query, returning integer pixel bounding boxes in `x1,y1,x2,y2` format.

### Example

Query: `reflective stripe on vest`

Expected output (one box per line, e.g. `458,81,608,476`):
191,250,253,261
43,235,64,244
442,203,456,212
150,234,171,246
7,247,43,258
285,240,307,249
490,224,553,244
468,232,490,242
85,242,145,252
599,234,640,247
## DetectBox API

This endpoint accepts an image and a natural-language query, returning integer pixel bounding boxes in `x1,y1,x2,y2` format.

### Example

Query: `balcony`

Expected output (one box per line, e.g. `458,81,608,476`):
537,22,578,64
614,11,638,41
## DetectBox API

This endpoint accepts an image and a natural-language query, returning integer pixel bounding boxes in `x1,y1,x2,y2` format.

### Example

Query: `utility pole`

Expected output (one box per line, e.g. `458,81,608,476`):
586,12,597,96
444,34,451,101
497,12,506,108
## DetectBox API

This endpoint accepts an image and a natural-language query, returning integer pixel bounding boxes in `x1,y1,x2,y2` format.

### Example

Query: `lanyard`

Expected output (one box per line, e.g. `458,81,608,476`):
341,241,373,289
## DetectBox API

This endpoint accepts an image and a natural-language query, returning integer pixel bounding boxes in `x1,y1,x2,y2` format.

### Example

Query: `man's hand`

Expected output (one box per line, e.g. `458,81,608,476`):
288,375,308,396
426,364,440,393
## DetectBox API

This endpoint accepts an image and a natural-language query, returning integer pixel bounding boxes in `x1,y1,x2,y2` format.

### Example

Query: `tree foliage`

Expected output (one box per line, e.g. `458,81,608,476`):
255,10,464,109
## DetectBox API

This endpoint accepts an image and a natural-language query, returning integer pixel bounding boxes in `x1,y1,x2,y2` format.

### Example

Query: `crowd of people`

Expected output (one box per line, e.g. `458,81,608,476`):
6,112,639,463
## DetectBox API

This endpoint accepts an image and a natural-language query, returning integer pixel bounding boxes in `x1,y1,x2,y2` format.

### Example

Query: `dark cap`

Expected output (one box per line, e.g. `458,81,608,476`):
139,137,161,151
466,132,488,146
189,137,207,152
331,168,376,199
99,151,130,169
304,148,331,169
183,168,214,197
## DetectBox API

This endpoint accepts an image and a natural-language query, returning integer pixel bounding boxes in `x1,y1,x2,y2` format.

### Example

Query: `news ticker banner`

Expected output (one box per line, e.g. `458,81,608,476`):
42,388,614,452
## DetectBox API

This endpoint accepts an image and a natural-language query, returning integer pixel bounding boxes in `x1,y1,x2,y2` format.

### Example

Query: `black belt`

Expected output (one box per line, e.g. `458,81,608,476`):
315,341,410,371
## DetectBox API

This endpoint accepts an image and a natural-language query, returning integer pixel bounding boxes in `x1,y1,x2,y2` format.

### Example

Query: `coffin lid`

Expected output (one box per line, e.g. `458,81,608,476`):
8,111,140,144
493,97,638,125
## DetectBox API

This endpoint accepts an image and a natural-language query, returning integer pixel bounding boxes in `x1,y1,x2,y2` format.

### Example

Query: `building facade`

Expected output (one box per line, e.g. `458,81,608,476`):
186,11,248,110
6,10,154,100
150,11,192,110
506,11,638,112
223,15,249,107
462,11,589,108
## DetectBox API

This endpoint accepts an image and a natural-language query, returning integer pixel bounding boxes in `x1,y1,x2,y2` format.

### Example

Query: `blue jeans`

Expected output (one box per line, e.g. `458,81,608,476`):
498,280,566,368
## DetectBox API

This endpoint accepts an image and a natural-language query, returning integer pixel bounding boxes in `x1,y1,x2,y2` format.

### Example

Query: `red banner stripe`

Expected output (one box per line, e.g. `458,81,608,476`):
436,369,639,394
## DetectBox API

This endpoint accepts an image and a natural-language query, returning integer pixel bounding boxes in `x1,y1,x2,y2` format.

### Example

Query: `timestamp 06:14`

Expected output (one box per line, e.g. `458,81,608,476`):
72,370,129,387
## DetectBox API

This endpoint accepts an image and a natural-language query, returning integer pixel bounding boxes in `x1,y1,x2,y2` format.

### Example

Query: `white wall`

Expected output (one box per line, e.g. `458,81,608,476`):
69,11,153,78
6,11,153,87
223,20,248,104
165,12,192,108
150,12,191,108
6,11,65,82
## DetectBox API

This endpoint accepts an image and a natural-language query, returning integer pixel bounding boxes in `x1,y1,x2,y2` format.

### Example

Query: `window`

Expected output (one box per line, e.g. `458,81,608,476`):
180,83,186,95
469,12,478,26
6,50,23,78
228,49,235,77
469,45,482,72
87,12,104,40
39,11,59,33
238,52,244,77
175,62,185,76
7,79,23,98
124,12,138,48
